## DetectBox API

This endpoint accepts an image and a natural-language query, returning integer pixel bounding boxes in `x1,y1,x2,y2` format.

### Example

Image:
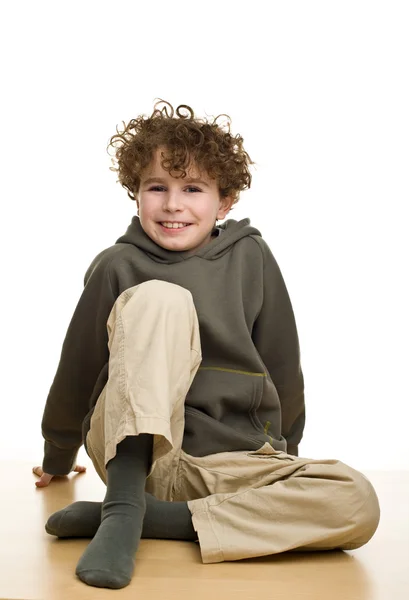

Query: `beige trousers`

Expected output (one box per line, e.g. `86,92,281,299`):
86,280,380,564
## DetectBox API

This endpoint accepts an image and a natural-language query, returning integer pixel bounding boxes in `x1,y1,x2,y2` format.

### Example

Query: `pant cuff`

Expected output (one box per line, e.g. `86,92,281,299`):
187,498,224,564
105,416,173,472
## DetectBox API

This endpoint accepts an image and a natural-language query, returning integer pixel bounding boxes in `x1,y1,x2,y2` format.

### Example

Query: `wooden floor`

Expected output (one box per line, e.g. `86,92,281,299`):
0,461,407,600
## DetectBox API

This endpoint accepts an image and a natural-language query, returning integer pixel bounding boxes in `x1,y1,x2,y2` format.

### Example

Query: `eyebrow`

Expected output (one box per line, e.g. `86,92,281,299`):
143,176,210,188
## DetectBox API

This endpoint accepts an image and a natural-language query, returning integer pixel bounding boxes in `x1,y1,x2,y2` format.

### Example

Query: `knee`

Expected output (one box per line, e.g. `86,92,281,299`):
338,465,381,548
107,280,196,335
137,279,194,306
114,280,194,317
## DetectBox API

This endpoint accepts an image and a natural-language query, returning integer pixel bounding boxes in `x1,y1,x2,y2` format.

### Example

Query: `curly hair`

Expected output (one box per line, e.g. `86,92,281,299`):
107,99,256,208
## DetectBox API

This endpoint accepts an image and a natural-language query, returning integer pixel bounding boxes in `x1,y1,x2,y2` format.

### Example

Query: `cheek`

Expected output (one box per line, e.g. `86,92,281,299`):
195,201,216,218
139,204,155,219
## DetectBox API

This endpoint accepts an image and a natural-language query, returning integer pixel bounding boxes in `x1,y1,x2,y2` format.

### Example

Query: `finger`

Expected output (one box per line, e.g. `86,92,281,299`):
32,466,43,477
35,473,53,488
73,465,87,473
35,475,52,488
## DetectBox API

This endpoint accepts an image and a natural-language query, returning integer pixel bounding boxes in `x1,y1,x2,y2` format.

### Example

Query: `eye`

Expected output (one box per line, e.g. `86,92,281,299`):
148,186,201,193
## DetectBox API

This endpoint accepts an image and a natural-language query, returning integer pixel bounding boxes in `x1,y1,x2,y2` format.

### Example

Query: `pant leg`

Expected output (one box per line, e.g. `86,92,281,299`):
85,279,202,501
178,444,380,563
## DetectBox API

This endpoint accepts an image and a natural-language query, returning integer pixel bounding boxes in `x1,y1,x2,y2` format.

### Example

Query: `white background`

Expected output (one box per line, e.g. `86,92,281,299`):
1,1,408,471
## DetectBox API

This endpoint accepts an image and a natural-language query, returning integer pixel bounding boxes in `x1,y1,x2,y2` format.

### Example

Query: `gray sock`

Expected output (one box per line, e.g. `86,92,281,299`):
143,493,197,540
46,493,197,541
45,501,102,537
75,434,152,589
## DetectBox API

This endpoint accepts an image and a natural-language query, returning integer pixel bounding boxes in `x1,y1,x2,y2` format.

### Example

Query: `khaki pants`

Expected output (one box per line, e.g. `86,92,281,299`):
86,280,380,564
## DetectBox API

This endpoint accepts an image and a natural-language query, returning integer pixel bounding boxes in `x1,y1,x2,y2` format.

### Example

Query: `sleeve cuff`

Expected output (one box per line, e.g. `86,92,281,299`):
286,444,299,457
42,441,79,475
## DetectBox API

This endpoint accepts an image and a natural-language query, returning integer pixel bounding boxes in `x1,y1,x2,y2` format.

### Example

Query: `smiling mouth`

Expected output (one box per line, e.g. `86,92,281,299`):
158,223,193,231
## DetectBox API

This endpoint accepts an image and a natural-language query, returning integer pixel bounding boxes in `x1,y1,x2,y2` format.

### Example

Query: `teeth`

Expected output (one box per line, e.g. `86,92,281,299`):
161,222,189,229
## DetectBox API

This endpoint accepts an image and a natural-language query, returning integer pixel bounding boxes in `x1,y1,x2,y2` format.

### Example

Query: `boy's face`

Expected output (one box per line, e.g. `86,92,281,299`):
136,147,234,255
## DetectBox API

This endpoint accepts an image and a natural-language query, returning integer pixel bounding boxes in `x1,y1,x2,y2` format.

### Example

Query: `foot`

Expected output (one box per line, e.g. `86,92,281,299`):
45,501,101,538
75,435,152,589
46,494,197,541
75,495,146,589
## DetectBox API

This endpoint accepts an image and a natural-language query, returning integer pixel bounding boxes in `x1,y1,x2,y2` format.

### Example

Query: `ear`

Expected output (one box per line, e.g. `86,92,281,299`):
217,196,235,220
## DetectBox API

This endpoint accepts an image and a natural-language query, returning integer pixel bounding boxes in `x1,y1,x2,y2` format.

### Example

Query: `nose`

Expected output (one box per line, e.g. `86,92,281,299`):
163,189,184,212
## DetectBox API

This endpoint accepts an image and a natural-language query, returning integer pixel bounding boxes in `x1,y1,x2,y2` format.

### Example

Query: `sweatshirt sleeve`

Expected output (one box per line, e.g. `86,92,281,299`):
41,252,118,475
252,240,306,457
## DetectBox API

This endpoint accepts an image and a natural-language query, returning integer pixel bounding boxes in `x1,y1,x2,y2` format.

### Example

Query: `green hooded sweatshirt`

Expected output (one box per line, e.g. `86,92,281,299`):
41,216,305,475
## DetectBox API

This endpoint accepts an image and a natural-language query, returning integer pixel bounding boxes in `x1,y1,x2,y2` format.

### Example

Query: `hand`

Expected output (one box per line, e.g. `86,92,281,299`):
32,465,86,488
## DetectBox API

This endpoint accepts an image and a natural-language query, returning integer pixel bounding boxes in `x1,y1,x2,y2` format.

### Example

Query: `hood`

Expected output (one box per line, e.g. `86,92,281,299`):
115,216,262,264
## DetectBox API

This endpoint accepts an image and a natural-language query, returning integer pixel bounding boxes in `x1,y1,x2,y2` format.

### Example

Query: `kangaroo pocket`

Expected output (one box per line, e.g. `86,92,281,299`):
183,405,268,457
182,366,287,457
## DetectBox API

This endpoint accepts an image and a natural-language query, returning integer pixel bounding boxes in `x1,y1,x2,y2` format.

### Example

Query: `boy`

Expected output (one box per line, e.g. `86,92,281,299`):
33,100,380,589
